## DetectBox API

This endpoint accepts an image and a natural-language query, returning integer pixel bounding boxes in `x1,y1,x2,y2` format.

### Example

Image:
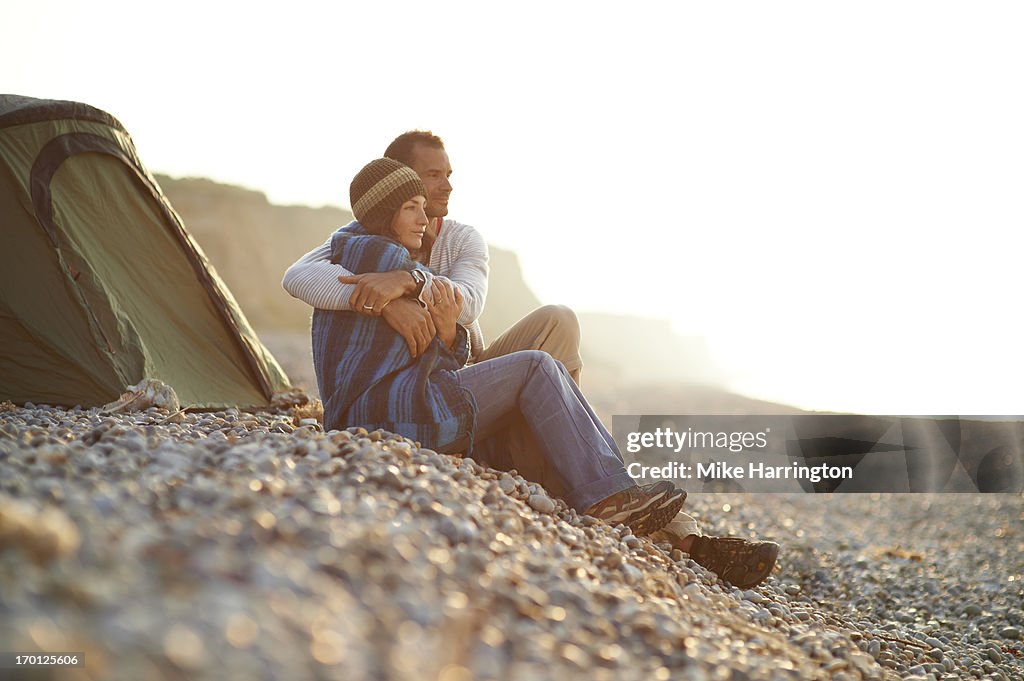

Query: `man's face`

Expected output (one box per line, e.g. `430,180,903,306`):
407,143,453,219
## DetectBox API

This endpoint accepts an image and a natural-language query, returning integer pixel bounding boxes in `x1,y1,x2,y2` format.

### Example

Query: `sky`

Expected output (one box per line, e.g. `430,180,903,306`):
5,1,1023,415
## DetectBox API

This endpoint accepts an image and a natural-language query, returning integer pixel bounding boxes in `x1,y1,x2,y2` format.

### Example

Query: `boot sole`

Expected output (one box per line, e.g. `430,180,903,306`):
592,482,678,526
626,489,687,536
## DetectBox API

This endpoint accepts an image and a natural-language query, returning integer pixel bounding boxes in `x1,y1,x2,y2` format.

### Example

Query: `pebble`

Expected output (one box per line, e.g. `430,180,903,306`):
742,589,766,604
498,475,517,495
528,494,556,514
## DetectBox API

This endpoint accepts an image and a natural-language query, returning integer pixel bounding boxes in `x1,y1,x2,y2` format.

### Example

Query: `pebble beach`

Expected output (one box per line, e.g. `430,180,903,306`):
1,403,1022,681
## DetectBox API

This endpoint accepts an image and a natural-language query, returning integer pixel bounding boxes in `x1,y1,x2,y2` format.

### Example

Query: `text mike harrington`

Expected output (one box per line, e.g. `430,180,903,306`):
626,461,853,484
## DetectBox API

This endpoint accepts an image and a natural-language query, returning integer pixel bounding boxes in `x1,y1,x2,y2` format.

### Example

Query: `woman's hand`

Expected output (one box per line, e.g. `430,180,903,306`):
425,278,464,350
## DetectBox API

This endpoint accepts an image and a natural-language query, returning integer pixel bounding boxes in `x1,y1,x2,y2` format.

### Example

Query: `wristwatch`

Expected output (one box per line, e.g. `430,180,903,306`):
409,269,427,297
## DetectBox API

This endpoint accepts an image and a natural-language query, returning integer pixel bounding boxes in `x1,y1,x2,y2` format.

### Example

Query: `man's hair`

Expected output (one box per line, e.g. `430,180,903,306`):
384,130,445,166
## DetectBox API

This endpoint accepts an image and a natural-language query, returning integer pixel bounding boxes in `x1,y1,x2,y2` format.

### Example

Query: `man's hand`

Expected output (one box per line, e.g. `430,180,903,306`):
381,298,436,357
341,271,414,315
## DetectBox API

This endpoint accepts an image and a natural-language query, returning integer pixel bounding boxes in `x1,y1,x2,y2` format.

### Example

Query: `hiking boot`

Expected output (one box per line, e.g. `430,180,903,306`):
689,536,780,589
585,481,687,536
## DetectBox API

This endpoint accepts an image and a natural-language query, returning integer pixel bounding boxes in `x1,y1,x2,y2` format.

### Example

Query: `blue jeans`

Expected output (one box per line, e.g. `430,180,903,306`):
454,350,635,512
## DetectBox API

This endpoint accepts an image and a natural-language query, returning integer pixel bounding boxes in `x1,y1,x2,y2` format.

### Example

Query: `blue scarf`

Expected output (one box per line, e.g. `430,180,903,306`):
312,223,476,452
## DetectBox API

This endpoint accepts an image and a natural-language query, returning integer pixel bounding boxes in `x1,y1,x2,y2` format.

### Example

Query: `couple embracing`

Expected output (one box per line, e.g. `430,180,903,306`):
282,131,778,589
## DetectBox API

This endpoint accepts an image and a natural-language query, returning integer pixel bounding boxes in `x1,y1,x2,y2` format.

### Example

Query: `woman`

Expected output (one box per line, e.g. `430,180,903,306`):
313,158,686,536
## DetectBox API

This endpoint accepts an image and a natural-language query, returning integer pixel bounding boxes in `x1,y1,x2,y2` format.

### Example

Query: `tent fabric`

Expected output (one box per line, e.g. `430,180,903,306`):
0,95,290,408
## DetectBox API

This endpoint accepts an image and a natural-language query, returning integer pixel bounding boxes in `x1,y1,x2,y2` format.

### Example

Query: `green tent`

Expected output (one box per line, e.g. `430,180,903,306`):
0,95,290,409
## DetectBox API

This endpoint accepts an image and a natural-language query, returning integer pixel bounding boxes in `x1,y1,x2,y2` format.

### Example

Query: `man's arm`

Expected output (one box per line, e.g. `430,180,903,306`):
283,226,421,313
432,222,488,326
281,236,359,311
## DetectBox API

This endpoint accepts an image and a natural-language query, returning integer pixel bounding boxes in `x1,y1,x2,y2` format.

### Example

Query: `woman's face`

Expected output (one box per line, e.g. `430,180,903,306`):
390,196,429,249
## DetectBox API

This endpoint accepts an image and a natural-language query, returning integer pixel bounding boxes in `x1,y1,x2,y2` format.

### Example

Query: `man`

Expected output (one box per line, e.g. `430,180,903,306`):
282,131,582,382
282,131,779,588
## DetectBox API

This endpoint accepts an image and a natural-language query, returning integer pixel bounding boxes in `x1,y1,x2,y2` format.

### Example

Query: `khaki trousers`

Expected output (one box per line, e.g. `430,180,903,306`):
649,515,702,544
474,304,583,384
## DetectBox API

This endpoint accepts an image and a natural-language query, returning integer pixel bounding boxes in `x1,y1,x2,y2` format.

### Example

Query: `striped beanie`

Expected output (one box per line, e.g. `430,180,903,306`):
349,158,427,232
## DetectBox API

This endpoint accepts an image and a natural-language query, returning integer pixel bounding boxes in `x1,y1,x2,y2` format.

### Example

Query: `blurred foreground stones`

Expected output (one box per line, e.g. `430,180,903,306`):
1,405,1021,680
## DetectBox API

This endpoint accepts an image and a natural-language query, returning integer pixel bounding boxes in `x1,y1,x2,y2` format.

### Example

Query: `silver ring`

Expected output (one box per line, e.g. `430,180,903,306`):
363,304,375,310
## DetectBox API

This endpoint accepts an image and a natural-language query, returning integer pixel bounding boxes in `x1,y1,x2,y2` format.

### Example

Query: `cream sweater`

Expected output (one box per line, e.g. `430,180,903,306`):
282,219,489,358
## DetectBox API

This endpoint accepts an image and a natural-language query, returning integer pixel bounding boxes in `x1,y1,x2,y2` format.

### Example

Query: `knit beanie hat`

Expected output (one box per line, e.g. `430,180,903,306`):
349,158,428,233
